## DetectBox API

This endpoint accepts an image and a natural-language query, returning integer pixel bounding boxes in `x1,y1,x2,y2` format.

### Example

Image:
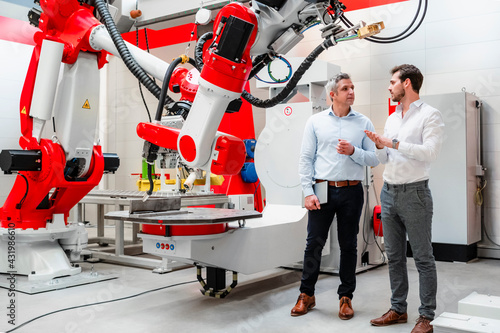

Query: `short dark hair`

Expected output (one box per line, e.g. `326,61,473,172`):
325,72,351,100
390,64,423,93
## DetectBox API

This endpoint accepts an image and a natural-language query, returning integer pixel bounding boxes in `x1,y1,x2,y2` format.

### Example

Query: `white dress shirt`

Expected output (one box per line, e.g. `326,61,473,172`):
376,99,445,184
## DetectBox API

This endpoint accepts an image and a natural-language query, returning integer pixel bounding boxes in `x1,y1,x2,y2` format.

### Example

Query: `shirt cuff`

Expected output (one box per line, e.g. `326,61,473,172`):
397,141,409,153
303,187,315,197
350,146,361,160
375,146,387,158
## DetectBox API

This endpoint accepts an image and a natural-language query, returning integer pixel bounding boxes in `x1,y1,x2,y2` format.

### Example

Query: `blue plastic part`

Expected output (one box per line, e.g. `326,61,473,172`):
244,139,257,159
241,162,258,183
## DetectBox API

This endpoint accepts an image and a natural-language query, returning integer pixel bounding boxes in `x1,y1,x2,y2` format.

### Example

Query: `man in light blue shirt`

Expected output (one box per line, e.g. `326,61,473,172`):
291,73,379,320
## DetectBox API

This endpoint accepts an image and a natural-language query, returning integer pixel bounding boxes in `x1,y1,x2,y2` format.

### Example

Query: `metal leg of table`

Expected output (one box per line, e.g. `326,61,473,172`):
132,223,140,244
77,203,84,223
97,204,105,238
115,219,124,256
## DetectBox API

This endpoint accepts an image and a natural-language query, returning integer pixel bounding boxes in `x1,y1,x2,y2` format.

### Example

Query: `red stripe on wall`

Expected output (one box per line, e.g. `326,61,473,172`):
0,16,39,45
343,0,409,12
121,23,197,50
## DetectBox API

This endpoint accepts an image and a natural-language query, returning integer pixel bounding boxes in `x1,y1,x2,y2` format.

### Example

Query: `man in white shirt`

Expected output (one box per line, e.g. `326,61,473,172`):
365,64,444,333
291,73,379,320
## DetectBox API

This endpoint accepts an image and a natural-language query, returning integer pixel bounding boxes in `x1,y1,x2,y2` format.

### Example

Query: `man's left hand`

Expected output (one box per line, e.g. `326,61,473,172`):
337,139,354,155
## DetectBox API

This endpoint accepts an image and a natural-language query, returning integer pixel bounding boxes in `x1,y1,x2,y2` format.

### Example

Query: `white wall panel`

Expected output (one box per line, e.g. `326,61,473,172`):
426,41,500,74
482,97,500,125
353,104,370,118
0,40,33,73
114,137,143,160
0,78,26,100
370,79,393,105
482,124,500,152
370,103,389,130
332,57,371,82
370,50,426,81
484,179,500,209
369,26,425,56
425,0,500,23
483,152,500,180
426,69,500,97
352,80,371,106
0,39,32,204
426,14,500,49
2,99,22,120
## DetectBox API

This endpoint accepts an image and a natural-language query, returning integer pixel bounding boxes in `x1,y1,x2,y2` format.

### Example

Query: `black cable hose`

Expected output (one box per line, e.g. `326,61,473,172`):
147,163,154,195
135,27,152,122
155,56,184,121
94,0,174,105
241,38,334,108
4,279,198,333
248,53,272,80
187,58,197,68
195,32,213,71
149,55,197,194
155,56,197,122
194,31,333,109
17,173,29,208
341,0,427,44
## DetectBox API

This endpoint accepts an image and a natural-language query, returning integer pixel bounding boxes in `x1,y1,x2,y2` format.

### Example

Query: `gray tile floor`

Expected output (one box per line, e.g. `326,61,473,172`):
1,255,498,333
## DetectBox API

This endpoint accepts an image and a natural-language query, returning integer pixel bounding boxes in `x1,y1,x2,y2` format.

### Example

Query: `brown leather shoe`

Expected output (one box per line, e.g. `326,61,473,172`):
290,293,316,316
370,309,408,326
411,316,433,333
338,296,354,320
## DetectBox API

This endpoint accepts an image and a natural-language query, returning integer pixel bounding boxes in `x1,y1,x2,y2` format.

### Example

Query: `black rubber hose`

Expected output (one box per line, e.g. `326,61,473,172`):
195,32,213,71
93,0,174,105
194,30,334,109
241,38,334,108
155,57,184,121
188,58,197,68
154,56,198,121
340,0,426,44
146,163,154,195
248,53,272,80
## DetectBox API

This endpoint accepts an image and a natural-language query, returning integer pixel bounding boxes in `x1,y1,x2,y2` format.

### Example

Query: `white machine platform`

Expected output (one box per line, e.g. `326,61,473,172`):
432,292,500,333
432,312,500,333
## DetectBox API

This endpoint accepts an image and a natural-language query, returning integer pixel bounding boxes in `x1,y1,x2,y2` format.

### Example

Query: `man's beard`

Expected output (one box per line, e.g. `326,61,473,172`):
391,89,405,102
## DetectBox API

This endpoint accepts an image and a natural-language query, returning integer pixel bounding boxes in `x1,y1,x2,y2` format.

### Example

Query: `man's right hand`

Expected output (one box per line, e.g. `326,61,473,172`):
305,195,321,210
364,130,388,149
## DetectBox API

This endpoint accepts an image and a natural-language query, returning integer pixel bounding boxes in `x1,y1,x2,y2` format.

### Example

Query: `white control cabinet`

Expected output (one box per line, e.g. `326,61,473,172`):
421,92,482,262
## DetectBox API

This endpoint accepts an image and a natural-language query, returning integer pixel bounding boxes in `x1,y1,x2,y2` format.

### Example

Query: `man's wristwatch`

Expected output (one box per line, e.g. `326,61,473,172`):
392,138,399,149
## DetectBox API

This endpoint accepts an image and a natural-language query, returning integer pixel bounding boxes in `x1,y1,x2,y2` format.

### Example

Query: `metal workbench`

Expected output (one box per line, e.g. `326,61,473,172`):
77,190,231,271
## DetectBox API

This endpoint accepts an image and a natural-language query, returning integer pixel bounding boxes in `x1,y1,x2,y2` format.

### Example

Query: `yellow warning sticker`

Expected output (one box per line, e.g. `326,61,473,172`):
21,106,27,114
82,99,91,109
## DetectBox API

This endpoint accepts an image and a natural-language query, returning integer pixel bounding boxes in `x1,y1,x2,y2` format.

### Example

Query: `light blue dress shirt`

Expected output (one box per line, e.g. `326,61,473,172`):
299,107,379,197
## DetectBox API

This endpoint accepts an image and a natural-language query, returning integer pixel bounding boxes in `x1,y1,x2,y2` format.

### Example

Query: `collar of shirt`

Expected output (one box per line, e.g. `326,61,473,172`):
394,99,424,118
328,106,357,118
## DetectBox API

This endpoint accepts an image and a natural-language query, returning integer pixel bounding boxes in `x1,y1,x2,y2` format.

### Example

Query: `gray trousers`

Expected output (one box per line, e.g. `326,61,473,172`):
381,180,437,319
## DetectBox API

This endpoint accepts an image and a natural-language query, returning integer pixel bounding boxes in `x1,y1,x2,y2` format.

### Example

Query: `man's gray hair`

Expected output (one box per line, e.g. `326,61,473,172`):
325,72,351,101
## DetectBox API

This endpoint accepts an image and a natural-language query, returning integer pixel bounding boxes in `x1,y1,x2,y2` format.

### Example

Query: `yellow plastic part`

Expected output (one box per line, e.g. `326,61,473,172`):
136,179,162,192
164,175,225,187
